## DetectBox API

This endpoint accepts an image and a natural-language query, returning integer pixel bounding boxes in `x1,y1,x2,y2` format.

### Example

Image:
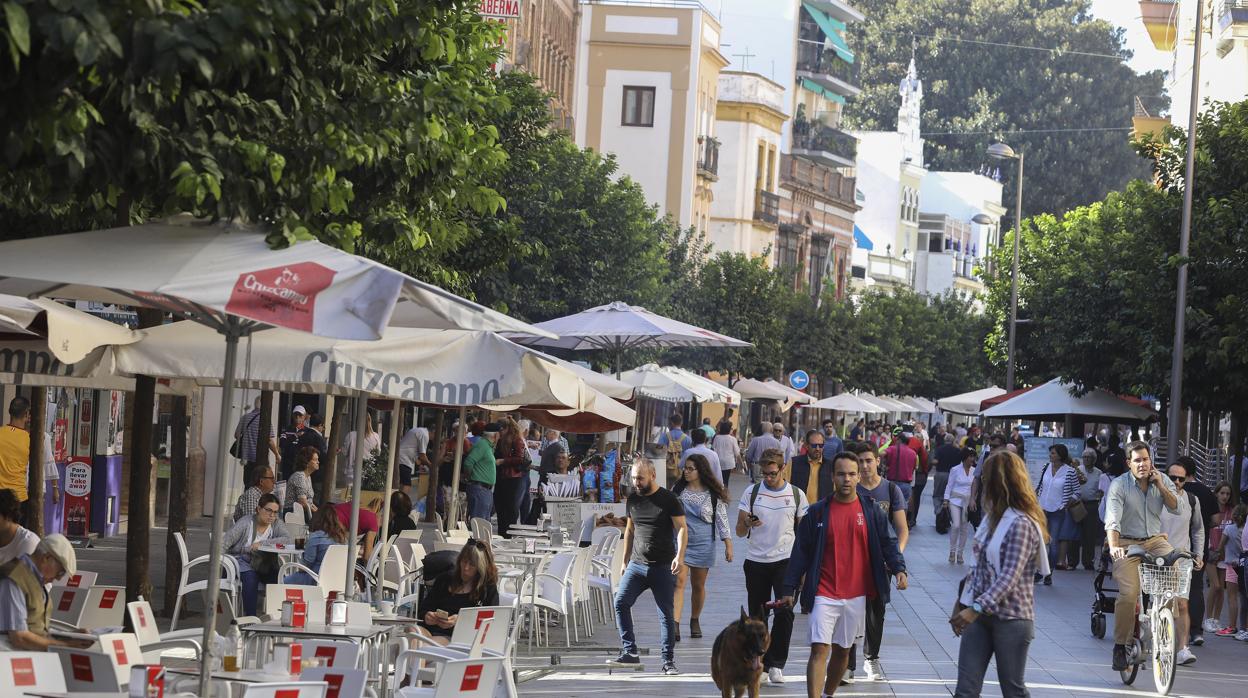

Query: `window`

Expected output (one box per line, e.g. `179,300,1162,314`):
622,86,656,127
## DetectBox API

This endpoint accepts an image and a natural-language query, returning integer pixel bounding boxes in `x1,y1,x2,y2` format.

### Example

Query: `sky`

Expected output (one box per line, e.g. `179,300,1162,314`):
1089,0,1171,74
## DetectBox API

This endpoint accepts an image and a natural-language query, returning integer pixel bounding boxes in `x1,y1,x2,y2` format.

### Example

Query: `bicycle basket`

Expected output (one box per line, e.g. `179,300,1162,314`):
1138,559,1192,597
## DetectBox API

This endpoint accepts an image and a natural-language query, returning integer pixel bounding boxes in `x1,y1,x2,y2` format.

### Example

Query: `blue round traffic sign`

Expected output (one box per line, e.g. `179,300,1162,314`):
789,370,810,390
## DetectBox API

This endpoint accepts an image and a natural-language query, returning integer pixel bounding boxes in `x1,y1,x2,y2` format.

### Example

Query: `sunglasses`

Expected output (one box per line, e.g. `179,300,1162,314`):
1168,474,1186,483
466,539,488,550
808,443,825,449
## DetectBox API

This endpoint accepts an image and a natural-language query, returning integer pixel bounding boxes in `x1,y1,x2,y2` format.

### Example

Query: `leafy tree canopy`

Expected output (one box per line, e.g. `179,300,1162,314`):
846,0,1166,219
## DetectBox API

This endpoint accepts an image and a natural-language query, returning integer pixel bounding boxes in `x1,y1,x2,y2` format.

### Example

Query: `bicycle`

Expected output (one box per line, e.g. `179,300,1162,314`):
1118,548,1194,695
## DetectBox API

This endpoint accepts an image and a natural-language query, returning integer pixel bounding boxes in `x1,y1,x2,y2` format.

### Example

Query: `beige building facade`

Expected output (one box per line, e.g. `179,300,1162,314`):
573,1,728,230
492,0,581,130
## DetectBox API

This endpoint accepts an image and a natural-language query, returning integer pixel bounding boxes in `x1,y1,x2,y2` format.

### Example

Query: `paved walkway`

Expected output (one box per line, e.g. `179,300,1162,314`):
519,476,1248,697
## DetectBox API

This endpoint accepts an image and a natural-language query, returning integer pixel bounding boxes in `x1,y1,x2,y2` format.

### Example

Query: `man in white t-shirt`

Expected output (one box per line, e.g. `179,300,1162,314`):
397,421,431,495
736,447,809,685
679,427,722,483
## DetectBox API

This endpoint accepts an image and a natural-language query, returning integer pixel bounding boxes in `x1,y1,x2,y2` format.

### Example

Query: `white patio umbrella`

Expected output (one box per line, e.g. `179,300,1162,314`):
808,392,888,413
980,378,1156,422
731,378,792,402
0,295,189,394
765,380,814,411
619,364,739,404
937,386,1007,415
902,396,938,413
0,218,555,696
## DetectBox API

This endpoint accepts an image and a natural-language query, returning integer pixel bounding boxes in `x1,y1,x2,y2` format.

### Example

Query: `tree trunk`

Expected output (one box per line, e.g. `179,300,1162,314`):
26,387,47,536
320,398,349,504
125,307,163,605
162,396,189,615
258,390,274,471
425,409,445,523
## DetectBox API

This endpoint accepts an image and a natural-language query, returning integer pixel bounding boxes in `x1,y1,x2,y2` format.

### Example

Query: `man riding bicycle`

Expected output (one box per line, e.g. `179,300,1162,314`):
1103,441,1180,671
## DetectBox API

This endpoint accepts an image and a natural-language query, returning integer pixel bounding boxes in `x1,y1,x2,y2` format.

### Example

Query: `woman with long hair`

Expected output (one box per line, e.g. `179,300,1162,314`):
283,505,347,585
951,451,1049,698
493,417,530,536
671,453,732,641
283,446,320,523
387,489,418,539
1036,444,1081,583
1205,481,1235,634
417,539,500,646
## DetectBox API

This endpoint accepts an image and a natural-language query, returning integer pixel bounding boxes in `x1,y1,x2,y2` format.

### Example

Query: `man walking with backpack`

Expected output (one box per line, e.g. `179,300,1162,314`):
736,448,809,685
658,413,692,485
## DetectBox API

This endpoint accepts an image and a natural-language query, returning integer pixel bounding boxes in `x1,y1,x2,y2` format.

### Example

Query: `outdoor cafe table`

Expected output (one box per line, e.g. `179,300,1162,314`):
492,550,551,650
256,541,303,562
240,619,395,696
164,666,304,697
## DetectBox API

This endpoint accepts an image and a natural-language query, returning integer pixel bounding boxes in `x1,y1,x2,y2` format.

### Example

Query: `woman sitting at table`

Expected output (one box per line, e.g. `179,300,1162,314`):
283,506,348,586
283,446,320,523
223,492,292,616
388,490,419,539
416,539,499,645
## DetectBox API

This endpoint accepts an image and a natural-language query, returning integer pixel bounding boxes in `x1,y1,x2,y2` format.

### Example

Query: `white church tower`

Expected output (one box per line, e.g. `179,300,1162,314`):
897,55,924,167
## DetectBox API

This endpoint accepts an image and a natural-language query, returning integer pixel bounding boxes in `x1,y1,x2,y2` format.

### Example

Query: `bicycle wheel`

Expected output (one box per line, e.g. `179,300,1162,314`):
1153,607,1177,695
1121,638,1140,685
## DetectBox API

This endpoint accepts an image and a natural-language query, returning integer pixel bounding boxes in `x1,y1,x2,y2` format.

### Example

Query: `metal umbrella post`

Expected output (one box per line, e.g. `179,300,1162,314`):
376,399,402,597
344,395,368,598
446,407,468,530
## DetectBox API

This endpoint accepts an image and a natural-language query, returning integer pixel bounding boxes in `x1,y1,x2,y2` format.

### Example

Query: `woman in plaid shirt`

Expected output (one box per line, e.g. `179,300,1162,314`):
950,451,1051,698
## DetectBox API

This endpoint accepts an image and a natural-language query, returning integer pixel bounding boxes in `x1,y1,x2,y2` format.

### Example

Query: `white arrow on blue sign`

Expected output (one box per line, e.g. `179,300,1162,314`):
788,370,810,390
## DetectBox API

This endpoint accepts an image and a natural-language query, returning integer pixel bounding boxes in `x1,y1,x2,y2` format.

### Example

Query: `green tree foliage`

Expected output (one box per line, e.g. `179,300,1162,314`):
1,0,509,290
846,0,1166,219
461,73,674,319
983,100,1248,414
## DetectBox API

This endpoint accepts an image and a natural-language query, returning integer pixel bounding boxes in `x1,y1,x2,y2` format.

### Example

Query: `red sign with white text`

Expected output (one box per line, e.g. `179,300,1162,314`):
63,457,91,537
460,663,484,691
11,658,35,686
100,589,119,609
479,0,520,18
70,653,93,682
225,263,336,332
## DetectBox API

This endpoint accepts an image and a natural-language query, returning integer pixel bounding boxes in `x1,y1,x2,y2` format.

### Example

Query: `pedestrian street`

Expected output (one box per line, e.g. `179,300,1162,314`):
519,477,1248,698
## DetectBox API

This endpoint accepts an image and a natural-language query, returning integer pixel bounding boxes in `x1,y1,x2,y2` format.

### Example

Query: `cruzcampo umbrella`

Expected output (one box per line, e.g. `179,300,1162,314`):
980,378,1156,423
0,217,555,696
937,386,1007,416
808,392,888,413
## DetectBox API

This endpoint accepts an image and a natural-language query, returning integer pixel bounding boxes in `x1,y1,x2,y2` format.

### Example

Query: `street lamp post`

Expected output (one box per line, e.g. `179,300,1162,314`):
989,142,1024,391
1167,0,1204,465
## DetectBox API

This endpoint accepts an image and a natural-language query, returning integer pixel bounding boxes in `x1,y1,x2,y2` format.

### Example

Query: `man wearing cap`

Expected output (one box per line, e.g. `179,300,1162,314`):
0,534,90,650
278,405,310,480
462,422,501,521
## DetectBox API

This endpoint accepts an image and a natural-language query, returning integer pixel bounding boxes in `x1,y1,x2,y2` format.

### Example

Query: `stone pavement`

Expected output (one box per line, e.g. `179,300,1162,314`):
518,476,1248,697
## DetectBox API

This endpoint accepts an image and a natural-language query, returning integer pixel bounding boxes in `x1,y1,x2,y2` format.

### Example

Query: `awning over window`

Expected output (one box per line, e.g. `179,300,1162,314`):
853,224,873,250
802,2,855,64
799,78,846,105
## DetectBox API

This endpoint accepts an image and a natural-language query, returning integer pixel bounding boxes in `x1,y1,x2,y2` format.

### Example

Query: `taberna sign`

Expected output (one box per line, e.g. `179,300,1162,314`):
479,0,521,19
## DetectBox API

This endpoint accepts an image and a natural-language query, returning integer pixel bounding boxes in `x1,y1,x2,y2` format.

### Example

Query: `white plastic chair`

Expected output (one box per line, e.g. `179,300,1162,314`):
526,551,577,647
51,570,98,588
408,607,517,697
278,544,349,595
48,585,90,629
469,517,493,544
126,598,202,661
262,584,327,623
285,510,309,540
394,656,504,698
242,681,329,698
171,530,239,628
94,632,143,688
52,647,122,692
2,652,66,696
83,586,127,630
299,639,361,668
300,667,367,698
587,530,623,626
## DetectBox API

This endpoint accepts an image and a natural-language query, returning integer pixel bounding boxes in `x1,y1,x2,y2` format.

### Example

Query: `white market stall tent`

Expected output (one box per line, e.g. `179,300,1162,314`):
980,378,1156,423
937,386,1008,416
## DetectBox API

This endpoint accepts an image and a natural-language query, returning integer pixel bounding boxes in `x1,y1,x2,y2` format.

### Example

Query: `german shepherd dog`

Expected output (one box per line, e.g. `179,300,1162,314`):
711,607,771,698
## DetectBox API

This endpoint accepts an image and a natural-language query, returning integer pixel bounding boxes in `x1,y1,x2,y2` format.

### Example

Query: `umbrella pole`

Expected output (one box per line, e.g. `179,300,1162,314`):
345,394,368,599
199,325,240,698
377,399,401,599
446,407,467,531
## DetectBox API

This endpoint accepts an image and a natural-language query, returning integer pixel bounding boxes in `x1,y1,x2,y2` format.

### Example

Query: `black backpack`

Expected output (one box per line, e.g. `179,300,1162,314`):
747,483,801,538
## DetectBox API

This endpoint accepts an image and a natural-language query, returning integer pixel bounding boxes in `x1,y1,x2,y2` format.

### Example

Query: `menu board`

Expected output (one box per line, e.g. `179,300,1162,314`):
1022,436,1087,485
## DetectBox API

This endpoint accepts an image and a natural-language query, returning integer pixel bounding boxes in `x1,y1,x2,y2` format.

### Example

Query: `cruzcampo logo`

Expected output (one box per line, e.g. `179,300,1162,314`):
226,262,337,332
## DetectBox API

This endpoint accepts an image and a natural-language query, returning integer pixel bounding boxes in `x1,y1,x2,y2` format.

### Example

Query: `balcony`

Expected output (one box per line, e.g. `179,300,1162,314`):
1218,1,1248,33
753,190,780,226
791,121,857,169
779,154,856,207
1139,1,1179,51
796,43,860,98
697,136,719,179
